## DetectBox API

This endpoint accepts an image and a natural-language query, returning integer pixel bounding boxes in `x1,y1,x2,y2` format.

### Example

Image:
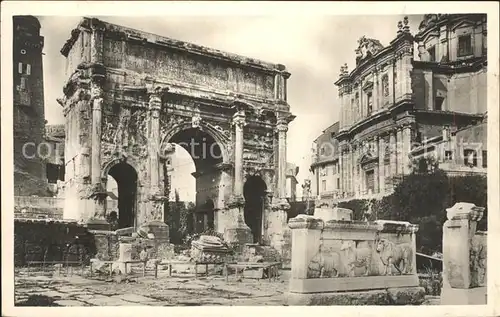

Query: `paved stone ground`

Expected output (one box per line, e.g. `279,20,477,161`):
14,268,288,306
14,268,440,306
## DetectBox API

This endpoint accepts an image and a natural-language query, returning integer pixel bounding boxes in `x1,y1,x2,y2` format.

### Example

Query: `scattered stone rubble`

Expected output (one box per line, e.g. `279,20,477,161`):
190,235,233,263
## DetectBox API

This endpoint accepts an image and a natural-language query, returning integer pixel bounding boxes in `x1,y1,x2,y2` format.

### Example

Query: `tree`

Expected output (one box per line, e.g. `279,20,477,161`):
166,190,184,244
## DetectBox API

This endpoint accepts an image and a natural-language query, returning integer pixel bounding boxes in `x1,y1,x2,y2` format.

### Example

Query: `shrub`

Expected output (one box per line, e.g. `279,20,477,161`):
337,199,371,220
373,163,487,254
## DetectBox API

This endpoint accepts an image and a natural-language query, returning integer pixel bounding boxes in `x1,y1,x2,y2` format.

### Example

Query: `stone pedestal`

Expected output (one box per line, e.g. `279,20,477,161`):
441,202,486,305
223,196,252,254
117,243,133,275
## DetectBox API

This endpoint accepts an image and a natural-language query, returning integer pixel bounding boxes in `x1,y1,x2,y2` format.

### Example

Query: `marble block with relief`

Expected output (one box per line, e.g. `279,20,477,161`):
286,215,423,305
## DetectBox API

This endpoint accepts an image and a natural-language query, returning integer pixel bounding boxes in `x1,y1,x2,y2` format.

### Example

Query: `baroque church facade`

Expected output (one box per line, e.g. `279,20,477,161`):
310,14,487,202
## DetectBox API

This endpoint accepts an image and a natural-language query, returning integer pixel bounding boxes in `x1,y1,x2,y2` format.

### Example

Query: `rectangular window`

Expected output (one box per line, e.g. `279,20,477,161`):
428,46,436,62
464,149,477,167
435,96,444,111
19,77,26,90
337,178,340,190
458,35,473,57
18,62,23,74
26,64,31,75
46,163,59,184
482,150,487,168
367,92,373,115
322,180,326,191
445,150,453,161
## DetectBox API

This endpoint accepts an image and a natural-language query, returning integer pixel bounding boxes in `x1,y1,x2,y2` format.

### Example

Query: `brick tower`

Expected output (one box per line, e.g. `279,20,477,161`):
13,16,47,196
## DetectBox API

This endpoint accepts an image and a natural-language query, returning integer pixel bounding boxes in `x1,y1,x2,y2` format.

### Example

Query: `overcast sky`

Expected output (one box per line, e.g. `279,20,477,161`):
37,15,422,198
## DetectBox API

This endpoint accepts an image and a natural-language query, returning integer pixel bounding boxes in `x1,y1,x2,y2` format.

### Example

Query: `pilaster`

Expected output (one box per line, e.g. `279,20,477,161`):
373,136,379,193
372,69,379,112
396,127,403,175
402,125,412,175
389,131,397,179
378,137,385,194
388,60,395,106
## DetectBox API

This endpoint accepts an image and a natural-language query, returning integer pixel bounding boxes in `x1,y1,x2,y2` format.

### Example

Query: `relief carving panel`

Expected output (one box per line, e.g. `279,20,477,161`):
470,232,487,287
306,236,414,279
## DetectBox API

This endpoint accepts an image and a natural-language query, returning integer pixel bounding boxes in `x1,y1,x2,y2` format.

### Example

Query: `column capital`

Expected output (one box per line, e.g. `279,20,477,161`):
90,83,104,100
92,97,103,111
446,202,485,222
276,122,288,133
232,113,246,129
147,85,169,99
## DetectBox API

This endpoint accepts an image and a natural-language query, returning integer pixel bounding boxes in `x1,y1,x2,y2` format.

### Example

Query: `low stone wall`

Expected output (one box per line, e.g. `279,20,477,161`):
441,202,487,305
286,215,424,305
14,219,95,266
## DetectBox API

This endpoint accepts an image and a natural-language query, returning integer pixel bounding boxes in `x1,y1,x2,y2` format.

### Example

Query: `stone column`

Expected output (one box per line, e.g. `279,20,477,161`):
86,76,108,229
148,89,163,195
378,137,385,194
441,203,486,305
224,108,252,251
83,20,108,229
402,125,412,175
396,127,403,175
146,87,169,227
233,111,245,198
90,90,103,188
277,119,289,202
389,131,397,179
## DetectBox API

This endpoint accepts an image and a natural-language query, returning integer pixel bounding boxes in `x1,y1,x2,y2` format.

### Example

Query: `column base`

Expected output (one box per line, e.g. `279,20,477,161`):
440,287,487,305
223,196,252,253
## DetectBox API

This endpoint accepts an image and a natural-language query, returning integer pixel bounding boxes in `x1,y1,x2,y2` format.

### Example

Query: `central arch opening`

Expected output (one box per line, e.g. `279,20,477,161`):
165,127,223,236
243,176,267,243
107,162,138,229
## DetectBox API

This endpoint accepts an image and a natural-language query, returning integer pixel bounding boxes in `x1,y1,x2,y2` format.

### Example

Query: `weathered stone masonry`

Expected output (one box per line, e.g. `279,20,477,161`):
58,17,295,251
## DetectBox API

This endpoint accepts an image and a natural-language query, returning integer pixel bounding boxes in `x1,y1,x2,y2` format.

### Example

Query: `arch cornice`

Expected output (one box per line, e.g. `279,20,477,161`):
160,120,231,164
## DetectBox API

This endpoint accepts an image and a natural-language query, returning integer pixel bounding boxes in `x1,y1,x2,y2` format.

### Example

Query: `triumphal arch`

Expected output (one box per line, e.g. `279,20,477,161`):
58,18,294,249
